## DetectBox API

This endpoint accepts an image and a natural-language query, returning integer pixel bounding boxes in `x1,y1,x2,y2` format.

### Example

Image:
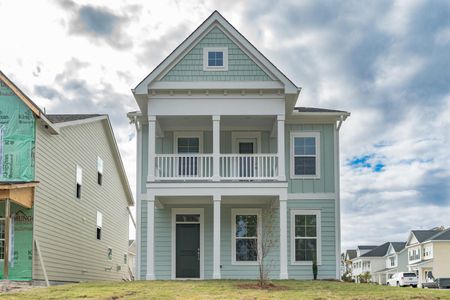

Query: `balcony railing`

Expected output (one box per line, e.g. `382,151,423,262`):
154,153,278,180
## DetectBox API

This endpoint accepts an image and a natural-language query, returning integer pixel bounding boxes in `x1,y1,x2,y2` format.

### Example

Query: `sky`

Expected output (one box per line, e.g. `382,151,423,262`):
0,0,449,251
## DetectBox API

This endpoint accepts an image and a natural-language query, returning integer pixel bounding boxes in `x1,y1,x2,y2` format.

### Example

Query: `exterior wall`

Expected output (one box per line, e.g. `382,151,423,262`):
287,199,336,279
432,242,450,278
34,121,130,282
285,124,335,193
397,250,408,272
161,27,271,82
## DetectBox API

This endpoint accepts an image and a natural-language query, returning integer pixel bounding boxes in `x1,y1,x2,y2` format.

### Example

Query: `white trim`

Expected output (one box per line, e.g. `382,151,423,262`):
136,126,142,279
334,121,342,280
277,115,286,181
203,47,228,71
173,131,204,154
53,115,107,128
290,131,321,179
213,195,221,279
279,197,288,279
231,208,262,266
149,81,284,90
147,116,156,182
290,209,322,266
288,193,336,200
171,208,204,279
231,132,261,153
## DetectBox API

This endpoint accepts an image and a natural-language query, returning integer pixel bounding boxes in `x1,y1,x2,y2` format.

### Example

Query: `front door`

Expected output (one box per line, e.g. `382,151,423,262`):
176,223,200,278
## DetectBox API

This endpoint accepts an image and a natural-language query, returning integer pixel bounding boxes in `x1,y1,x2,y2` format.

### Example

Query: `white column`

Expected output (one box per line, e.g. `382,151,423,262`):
277,115,286,181
213,194,221,279
136,121,142,279
147,116,156,182
279,193,288,279
146,194,155,280
212,115,221,181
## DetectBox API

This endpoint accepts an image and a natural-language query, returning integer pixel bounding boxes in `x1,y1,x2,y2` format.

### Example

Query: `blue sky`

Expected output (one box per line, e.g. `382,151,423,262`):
0,0,449,250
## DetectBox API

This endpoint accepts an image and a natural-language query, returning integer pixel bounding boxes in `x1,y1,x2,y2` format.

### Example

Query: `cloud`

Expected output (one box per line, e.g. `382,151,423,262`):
56,0,135,50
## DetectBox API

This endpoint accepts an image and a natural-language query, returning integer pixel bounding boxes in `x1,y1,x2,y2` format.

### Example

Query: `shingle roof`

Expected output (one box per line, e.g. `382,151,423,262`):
391,242,406,252
346,249,357,260
412,230,442,243
295,107,349,113
357,245,378,250
361,242,390,257
46,114,104,123
429,229,450,241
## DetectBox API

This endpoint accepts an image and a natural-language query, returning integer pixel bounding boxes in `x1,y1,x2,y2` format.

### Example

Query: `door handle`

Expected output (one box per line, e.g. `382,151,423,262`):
197,248,200,261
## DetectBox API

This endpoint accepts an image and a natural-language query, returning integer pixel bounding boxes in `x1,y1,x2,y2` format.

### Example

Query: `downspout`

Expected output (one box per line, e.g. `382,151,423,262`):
335,115,344,280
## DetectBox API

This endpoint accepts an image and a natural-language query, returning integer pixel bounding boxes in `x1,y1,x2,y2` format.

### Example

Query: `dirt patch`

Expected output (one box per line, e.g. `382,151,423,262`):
237,283,289,291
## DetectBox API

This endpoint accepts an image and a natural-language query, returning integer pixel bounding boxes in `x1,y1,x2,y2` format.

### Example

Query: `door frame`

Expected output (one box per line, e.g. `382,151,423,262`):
171,208,204,279
231,132,261,153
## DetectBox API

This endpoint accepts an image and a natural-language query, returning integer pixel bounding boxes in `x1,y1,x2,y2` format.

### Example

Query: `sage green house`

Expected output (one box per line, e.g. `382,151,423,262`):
129,11,349,280
0,71,134,283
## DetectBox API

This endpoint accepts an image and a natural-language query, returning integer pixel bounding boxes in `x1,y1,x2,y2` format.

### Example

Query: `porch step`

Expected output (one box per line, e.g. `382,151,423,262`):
0,280,34,293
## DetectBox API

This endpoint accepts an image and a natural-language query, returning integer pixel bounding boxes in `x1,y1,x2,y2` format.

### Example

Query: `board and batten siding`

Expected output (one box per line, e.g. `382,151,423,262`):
161,27,271,82
285,124,335,193
34,121,130,282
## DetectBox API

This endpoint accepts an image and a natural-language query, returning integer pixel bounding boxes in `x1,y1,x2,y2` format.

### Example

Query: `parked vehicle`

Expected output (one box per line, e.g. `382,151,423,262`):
422,272,450,289
387,272,418,287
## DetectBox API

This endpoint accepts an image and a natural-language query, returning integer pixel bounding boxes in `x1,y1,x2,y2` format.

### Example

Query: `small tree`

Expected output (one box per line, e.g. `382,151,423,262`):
253,199,278,287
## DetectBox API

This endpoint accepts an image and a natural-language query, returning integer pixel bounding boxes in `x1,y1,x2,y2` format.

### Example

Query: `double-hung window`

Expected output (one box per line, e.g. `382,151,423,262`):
232,209,261,264
175,132,202,177
203,47,228,71
291,209,321,265
291,132,320,178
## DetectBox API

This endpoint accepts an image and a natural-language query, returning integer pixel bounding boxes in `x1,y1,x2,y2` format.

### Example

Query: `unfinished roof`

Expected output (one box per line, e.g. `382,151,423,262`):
46,114,104,123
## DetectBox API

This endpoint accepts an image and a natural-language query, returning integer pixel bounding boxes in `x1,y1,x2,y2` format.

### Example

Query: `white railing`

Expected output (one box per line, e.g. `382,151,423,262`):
220,154,278,180
155,154,213,180
155,153,278,180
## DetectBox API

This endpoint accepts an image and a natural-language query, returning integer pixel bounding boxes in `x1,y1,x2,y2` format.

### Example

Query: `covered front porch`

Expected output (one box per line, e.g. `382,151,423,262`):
138,184,288,280
409,260,433,287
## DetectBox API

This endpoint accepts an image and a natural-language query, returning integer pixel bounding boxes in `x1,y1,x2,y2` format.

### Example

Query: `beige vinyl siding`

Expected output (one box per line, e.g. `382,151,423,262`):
33,121,130,282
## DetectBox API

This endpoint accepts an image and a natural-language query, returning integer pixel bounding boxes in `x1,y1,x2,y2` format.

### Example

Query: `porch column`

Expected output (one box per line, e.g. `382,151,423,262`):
277,115,286,181
213,194,221,279
212,115,221,181
145,194,155,280
279,194,288,279
147,115,156,182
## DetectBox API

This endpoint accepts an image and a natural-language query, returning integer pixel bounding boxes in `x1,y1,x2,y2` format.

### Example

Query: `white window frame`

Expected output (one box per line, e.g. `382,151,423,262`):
173,132,203,154
96,211,103,240
231,208,262,266
290,209,322,265
76,165,82,199
97,156,103,185
203,47,228,71
231,132,262,153
290,132,321,179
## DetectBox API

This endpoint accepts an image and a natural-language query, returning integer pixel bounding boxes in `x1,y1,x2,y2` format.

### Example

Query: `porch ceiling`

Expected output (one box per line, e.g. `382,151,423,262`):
0,182,38,209
157,195,277,206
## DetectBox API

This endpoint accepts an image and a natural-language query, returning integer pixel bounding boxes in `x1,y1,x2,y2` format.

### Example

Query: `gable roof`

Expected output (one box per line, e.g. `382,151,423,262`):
412,230,442,243
357,245,378,250
46,114,104,123
391,242,406,252
133,11,299,97
345,249,357,260
427,228,450,241
361,242,391,257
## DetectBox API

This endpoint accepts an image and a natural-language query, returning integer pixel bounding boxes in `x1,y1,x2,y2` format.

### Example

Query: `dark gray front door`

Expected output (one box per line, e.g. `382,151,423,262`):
176,224,200,278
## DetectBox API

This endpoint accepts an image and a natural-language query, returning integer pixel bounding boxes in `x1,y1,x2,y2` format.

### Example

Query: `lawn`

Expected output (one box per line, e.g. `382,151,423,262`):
1,280,449,300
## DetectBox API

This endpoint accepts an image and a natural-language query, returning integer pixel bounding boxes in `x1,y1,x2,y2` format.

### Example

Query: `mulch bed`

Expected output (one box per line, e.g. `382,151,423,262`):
237,283,290,291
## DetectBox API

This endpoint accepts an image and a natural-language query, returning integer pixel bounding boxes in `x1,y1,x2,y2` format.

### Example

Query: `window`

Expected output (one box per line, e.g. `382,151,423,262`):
76,165,82,198
231,209,261,264
97,157,103,185
174,132,202,177
96,211,103,240
291,210,321,265
124,253,128,265
107,248,112,260
203,47,228,71
389,256,395,267
291,132,320,178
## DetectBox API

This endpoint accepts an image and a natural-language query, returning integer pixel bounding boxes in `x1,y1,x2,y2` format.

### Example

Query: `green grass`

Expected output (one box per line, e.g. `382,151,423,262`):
1,280,449,300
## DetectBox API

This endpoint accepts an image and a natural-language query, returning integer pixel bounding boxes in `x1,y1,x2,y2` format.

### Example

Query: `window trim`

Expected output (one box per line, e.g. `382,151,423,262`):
231,208,262,266
96,211,103,240
290,209,322,266
76,165,82,199
290,132,321,179
173,131,203,154
203,47,228,71
97,156,103,186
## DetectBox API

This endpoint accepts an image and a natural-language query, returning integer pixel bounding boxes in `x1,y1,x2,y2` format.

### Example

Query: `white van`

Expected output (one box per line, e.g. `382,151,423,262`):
387,272,418,287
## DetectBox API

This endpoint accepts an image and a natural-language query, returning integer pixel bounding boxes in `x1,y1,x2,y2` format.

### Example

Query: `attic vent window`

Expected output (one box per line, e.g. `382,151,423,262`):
203,47,228,71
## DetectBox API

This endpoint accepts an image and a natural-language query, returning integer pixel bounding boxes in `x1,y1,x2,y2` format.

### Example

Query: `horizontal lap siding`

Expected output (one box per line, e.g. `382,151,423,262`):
286,124,335,193
34,122,130,282
287,199,336,279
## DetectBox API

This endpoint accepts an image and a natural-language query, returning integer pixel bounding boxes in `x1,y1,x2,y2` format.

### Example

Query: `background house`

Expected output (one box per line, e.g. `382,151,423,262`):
0,71,134,284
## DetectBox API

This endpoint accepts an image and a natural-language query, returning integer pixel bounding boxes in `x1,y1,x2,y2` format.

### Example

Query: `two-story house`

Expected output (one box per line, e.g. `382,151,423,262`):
351,243,390,283
0,71,134,284
372,242,407,285
129,11,349,280
406,228,450,287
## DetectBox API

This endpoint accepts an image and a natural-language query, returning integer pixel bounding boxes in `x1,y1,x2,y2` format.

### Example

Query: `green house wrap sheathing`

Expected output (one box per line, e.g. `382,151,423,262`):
0,79,35,182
